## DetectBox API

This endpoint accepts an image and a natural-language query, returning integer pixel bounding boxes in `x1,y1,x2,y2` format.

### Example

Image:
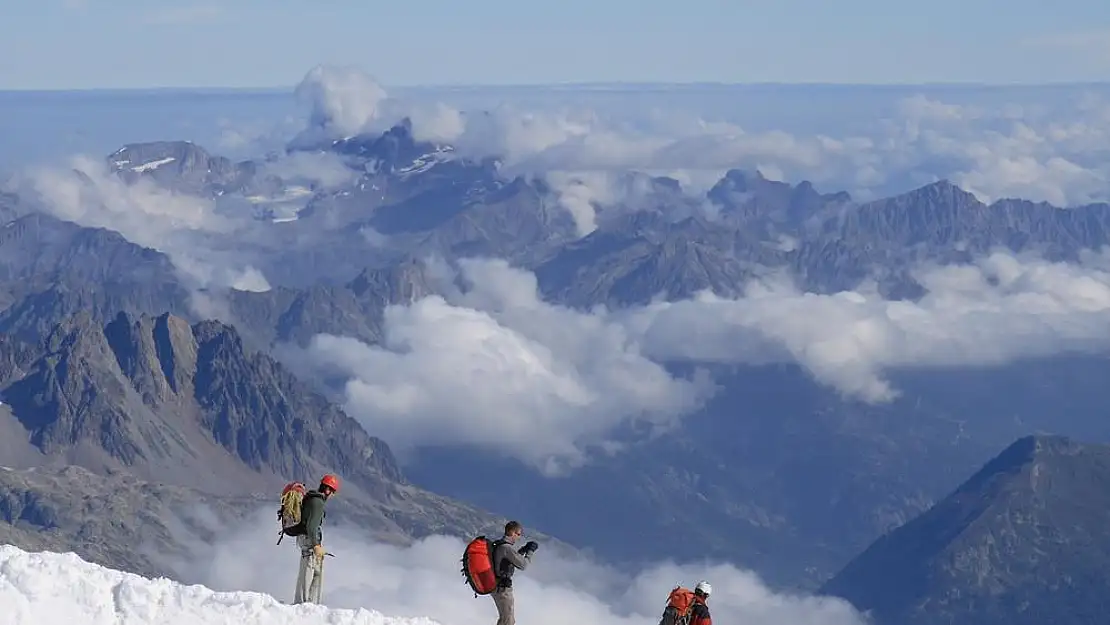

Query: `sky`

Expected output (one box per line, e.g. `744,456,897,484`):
1,0,1109,89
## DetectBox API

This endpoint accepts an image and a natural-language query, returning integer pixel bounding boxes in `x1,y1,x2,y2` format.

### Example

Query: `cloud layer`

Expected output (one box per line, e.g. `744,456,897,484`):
169,508,868,625
24,155,272,294
300,251,1110,471
299,258,713,476
627,249,1110,402
291,65,1110,210
12,67,1110,474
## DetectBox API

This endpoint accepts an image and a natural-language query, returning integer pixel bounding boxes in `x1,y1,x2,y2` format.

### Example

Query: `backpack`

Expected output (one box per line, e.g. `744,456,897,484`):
276,481,307,545
459,535,507,596
658,586,697,625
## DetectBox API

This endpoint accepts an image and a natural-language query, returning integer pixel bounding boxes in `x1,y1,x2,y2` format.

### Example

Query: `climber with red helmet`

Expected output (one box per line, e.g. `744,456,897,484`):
293,473,340,605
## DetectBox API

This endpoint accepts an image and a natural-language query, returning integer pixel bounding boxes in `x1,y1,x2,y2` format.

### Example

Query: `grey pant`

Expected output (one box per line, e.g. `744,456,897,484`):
293,536,324,604
492,586,515,625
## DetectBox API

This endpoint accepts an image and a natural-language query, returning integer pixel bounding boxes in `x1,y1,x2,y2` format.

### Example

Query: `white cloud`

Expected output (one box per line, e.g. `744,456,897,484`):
291,251,1110,471
625,249,1110,403
30,155,232,234
298,257,712,477
23,155,272,295
542,170,663,236
380,80,1110,208
169,508,868,625
222,65,1110,209
294,65,390,142
406,103,467,144
897,94,977,125
258,151,359,191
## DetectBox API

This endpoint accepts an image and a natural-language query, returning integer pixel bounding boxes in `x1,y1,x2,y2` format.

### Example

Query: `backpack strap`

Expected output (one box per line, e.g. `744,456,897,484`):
491,539,510,587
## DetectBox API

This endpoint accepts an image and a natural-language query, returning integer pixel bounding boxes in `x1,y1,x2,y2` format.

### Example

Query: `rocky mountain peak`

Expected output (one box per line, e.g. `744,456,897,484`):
346,257,435,304
706,168,849,235
104,140,271,197
108,140,211,174
901,178,982,209
0,310,405,495
102,311,198,405
820,434,1110,625
329,118,447,175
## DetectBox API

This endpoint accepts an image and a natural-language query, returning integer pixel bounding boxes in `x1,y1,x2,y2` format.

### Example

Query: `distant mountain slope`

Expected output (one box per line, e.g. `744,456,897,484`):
534,211,771,307
0,205,190,342
107,140,282,198
535,176,1110,305
224,257,440,348
94,126,1110,302
0,311,507,556
820,434,1110,625
0,196,443,349
0,464,258,579
0,310,397,492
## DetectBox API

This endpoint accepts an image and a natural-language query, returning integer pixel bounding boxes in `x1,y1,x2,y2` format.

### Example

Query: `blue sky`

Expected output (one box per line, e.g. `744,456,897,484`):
1,0,1109,89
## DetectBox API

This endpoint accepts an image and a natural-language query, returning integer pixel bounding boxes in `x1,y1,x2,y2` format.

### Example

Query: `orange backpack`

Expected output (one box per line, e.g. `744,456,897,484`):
658,586,697,625
460,535,508,596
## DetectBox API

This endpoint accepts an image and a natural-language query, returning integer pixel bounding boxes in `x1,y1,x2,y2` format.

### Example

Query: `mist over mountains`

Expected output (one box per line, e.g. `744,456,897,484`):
3,66,1110,624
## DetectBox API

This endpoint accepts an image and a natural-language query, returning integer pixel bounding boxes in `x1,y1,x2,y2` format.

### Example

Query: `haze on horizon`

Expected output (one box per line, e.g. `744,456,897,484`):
1,0,1109,90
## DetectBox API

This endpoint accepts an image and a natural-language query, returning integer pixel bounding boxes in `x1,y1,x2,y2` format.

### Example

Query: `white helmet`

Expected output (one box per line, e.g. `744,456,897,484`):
695,580,712,596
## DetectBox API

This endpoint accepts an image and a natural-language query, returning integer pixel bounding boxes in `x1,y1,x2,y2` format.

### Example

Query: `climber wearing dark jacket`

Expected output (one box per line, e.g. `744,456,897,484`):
490,520,538,625
689,581,712,625
293,474,340,605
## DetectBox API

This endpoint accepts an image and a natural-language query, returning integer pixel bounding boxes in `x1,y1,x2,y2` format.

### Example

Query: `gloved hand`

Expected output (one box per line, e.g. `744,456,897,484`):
313,544,326,559
521,540,539,554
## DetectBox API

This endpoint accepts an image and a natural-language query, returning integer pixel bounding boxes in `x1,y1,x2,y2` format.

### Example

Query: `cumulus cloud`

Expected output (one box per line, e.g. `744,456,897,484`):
298,257,712,476
626,248,1110,402
258,151,359,191
542,170,668,236
290,250,1110,471
293,65,390,143
23,154,272,296
406,102,467,144
170,508,868,625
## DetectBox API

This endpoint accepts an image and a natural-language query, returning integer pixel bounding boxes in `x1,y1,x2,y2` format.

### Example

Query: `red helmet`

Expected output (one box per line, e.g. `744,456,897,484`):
320,474,340,493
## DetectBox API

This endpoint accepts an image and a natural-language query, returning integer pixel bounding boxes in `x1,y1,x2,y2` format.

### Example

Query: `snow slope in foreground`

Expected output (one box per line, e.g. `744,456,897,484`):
0,543,441,625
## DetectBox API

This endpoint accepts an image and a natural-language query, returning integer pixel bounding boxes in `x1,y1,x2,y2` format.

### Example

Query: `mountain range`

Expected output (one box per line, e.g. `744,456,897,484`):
2,113,1110,622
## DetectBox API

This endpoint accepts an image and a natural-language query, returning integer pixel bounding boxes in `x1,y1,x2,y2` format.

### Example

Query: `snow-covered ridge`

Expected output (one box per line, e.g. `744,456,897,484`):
396,145,455,176
110,155,178,173
0,544,440,625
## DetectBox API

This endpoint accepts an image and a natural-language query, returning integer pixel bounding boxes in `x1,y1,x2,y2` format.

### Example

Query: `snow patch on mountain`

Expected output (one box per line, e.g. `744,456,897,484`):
395,145,456,177
130,156,177,173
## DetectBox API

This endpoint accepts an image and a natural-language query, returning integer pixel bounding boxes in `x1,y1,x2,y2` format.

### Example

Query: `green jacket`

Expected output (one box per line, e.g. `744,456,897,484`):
300,490,327,547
